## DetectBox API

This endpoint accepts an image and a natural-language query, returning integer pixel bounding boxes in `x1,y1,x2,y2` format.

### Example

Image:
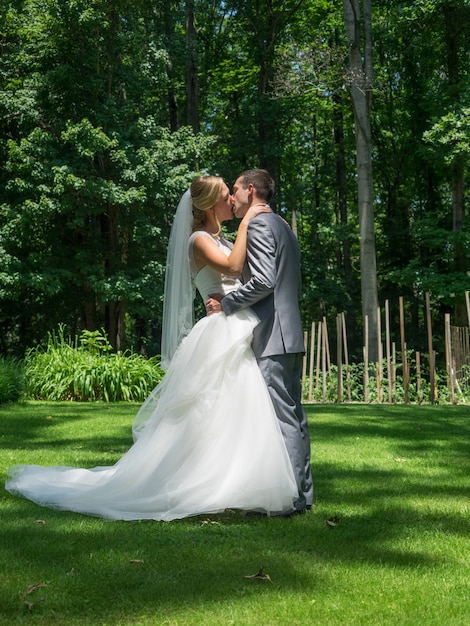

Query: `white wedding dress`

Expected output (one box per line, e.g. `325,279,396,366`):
6,233,297,521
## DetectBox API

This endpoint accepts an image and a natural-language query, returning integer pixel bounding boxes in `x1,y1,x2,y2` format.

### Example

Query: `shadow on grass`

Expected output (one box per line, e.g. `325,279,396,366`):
1,498,446,623
0,402,137,461
1,402,469,622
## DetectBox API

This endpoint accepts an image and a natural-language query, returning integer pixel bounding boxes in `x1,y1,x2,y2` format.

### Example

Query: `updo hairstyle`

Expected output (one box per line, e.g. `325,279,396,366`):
190,175,225,235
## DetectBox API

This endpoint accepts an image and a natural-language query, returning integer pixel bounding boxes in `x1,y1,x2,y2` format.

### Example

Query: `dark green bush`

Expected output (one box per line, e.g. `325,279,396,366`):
0,357,24,404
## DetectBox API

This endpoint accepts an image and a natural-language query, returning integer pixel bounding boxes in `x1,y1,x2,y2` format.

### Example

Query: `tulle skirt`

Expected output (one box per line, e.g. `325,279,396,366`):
6,310,297,521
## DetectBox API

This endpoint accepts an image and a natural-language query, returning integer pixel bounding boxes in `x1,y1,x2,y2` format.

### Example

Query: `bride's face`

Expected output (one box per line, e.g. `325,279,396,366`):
214,183,234,223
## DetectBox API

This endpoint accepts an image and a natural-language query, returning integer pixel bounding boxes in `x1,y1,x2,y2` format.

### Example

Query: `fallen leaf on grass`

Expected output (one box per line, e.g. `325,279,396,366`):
20,583,48,612
129,559,144,564
35,520,46,525
244,567,272,582
394,457,407,462
326,516,340,527
200,519,220,526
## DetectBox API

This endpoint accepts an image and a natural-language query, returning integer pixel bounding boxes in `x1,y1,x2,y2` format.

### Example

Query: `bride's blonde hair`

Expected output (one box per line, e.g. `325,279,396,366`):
190,175,224,235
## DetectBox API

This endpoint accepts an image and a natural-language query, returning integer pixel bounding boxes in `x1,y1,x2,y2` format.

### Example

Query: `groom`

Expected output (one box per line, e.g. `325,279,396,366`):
206,169,313,515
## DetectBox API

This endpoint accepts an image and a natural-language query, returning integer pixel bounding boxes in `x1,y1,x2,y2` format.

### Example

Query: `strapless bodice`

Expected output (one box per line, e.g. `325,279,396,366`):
189,231,241,301
194,265,241,301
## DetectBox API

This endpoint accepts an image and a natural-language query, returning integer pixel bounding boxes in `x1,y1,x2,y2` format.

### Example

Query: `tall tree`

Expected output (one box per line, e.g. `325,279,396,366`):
342,0,379,361
442,1,470,323
186,0,199,133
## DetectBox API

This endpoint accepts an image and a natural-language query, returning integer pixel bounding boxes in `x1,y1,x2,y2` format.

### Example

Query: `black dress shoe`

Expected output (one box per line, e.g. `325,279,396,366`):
244,510,267,517
271,507,307,518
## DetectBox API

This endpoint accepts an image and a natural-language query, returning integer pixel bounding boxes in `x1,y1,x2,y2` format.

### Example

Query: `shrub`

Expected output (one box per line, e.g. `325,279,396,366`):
0,357,24,404
24,326,164,402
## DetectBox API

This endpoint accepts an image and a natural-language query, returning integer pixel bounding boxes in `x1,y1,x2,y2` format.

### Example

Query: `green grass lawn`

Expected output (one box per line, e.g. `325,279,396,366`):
1,401,469,625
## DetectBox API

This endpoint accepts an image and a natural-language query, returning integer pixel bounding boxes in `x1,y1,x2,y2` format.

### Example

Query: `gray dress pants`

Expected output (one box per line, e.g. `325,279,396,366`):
257,353,313,511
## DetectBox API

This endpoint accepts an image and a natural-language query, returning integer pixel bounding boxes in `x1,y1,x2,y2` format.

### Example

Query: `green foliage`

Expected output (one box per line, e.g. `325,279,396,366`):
0,0,212,355
424,107,470,166
0,357,24,404
24,326,164,402
1,0,470,362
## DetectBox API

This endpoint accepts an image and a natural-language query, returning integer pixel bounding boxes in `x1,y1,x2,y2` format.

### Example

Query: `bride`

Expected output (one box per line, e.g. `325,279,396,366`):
5,176,298,521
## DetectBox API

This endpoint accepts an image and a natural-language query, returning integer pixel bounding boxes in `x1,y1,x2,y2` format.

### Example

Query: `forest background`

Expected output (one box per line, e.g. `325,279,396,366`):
1,0,470,374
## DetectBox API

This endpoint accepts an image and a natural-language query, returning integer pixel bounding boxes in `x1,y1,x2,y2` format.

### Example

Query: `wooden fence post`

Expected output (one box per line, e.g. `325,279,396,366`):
323,317,331,373
425,292,436,404
315,321,322,394
377,305,383,402
399,296,409,403
445,313,456,404
321,320,327,402
308,321,315,402
302,331,308,401
385,299,392,403
336,314,343,403
416,351,422,404
363,315,369,402
341,312,352,401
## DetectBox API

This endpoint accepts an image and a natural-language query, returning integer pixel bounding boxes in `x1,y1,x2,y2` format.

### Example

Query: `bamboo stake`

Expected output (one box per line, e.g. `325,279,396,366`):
323,316,331,373
385,299,392,403
302,331,308,401
341,312,352,401
445,313,455,404
425,292,435,404
416,351,422,404
453,356,463,397
392,342,396,402
399,296,409,403
466,291,470,328
336,314,343,403
322,320,327,402
364,314,369,402
404,340,410,401
308,321,315,402
377,305,383,402
315,321,322,393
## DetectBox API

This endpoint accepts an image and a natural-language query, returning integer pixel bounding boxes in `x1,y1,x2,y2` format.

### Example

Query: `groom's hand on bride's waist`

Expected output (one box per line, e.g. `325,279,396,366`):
206,294,223,315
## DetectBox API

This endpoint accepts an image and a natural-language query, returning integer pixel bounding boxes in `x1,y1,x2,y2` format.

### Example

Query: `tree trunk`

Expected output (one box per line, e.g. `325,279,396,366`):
101,205,126,351
443,3,466,324
186,0,199,133
333,90,352,292
164,2,179,131
342,0,379,362
451,159,466,324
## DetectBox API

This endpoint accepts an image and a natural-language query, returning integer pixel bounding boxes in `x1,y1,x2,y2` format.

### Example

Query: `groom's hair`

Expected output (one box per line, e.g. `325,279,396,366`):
238,169,275,203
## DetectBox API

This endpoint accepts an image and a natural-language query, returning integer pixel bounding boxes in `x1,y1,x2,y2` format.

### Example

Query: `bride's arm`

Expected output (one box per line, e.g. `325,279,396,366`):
192,205,268,276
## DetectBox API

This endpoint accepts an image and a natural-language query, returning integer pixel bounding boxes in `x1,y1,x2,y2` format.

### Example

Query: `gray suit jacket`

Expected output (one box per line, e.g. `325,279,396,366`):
221,212,305,359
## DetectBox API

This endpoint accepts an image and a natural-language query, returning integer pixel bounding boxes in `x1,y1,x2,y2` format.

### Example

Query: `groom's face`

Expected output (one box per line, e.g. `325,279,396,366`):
231,176,251,219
